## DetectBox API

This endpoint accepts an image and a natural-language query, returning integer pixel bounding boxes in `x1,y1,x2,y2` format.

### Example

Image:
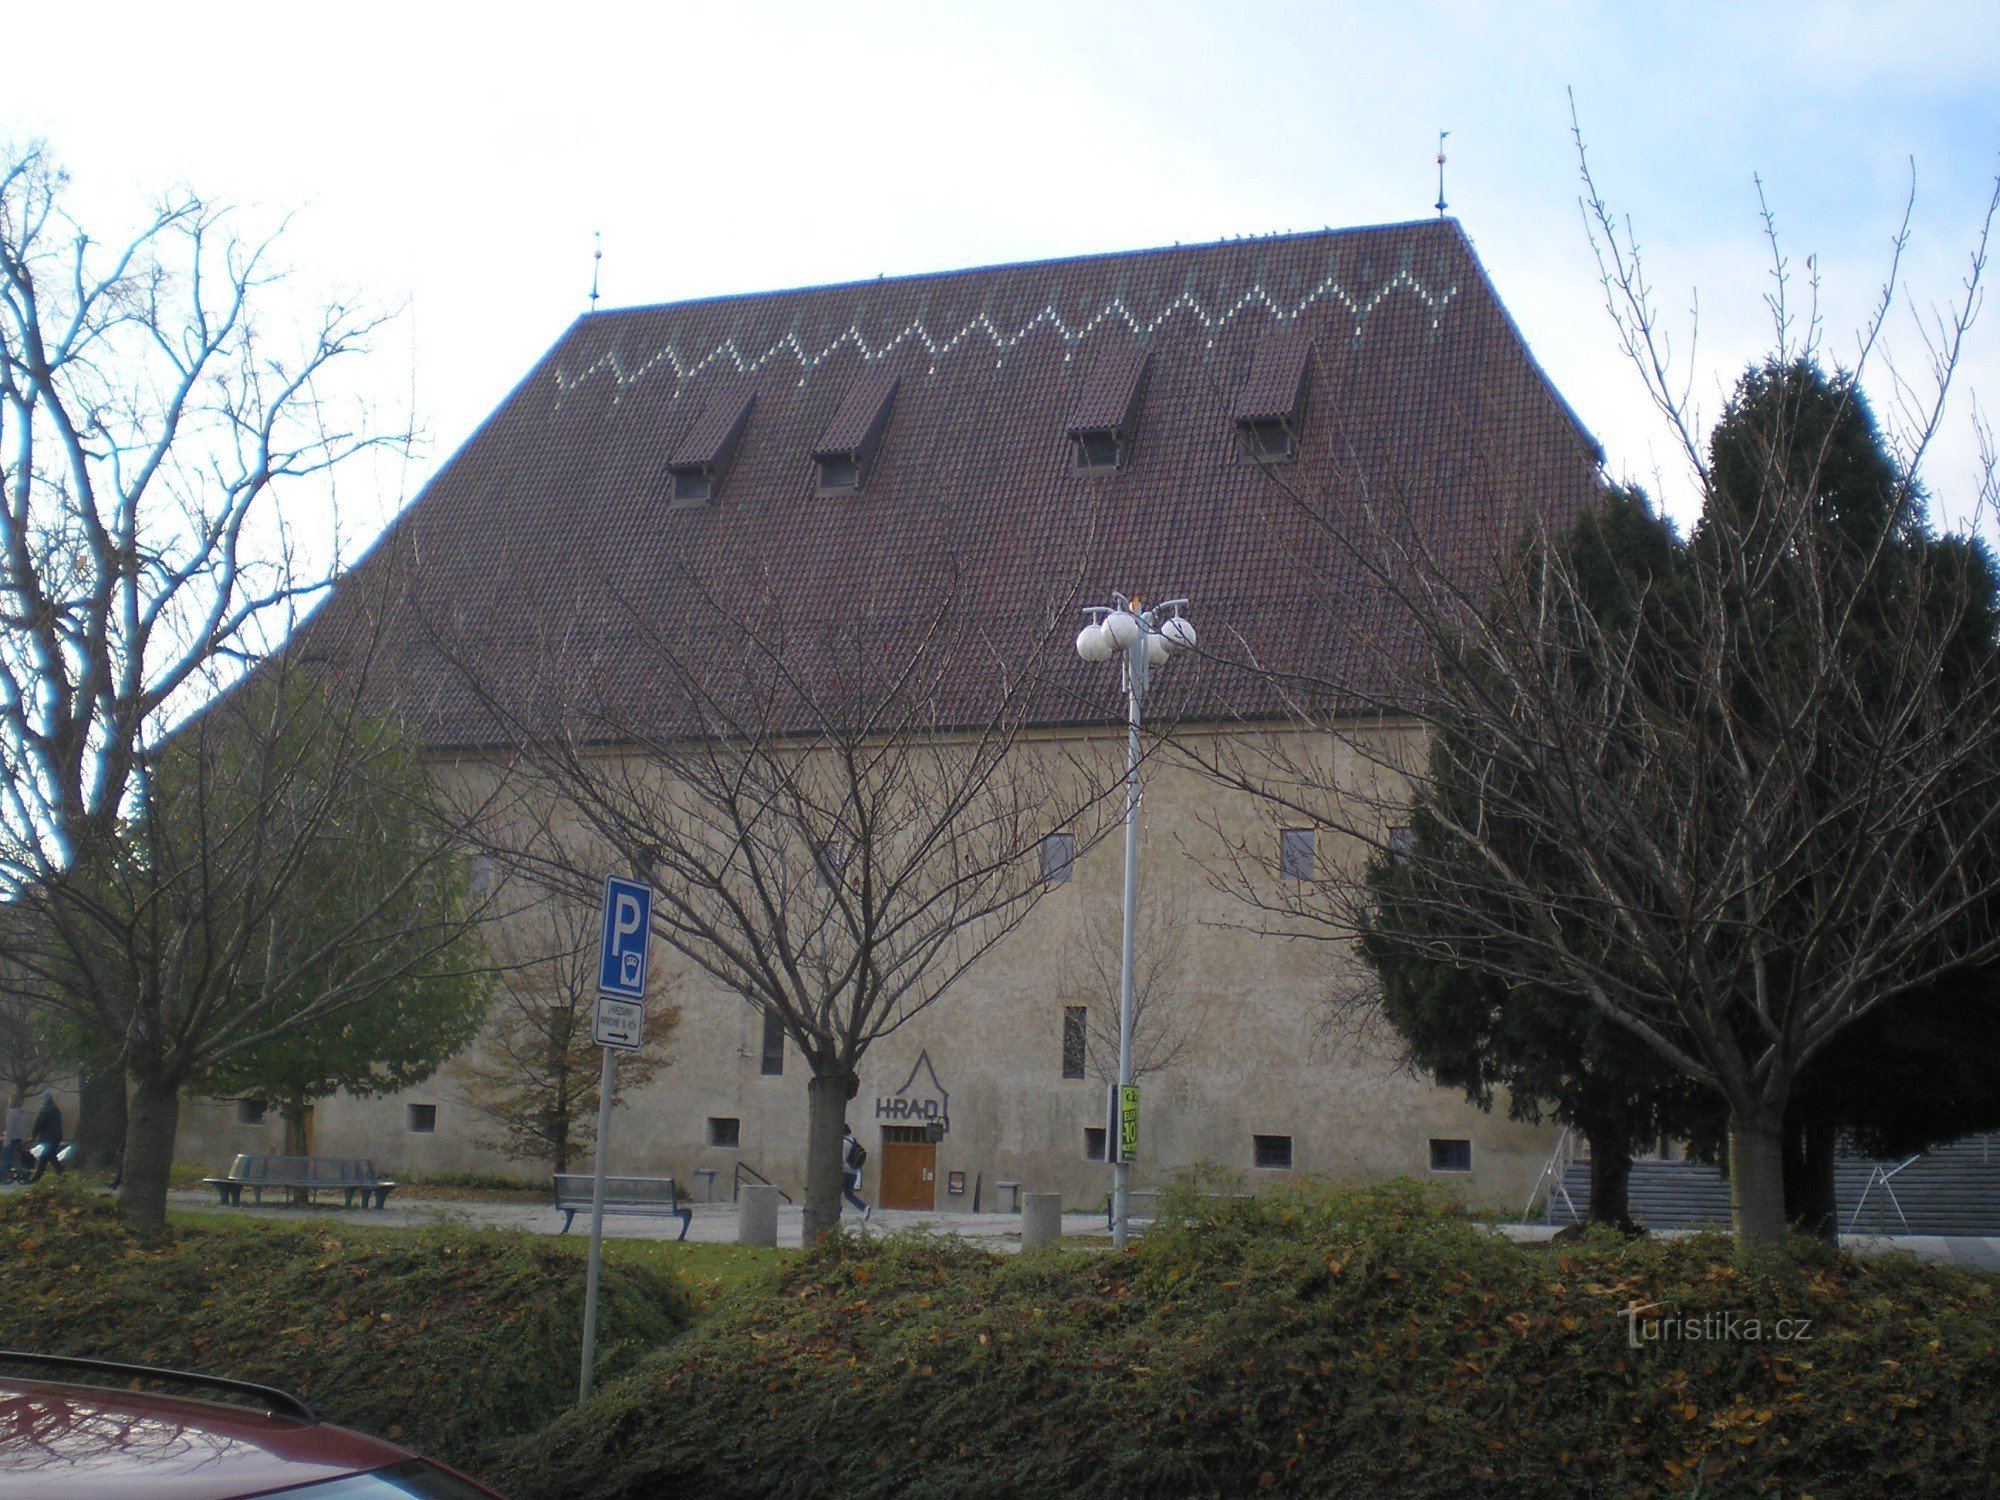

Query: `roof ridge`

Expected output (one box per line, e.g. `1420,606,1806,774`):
587,219,1467,321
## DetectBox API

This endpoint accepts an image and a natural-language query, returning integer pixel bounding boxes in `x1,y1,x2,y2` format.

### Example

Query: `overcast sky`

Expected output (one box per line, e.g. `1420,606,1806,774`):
12,1,2000,544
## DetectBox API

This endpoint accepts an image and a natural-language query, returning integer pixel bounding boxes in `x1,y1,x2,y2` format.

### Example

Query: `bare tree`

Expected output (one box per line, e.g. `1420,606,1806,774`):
0,144,448,1224
1055,887,1202,1085
445,572,1117,1240
454,885,679,1175
1190,142,2000,1252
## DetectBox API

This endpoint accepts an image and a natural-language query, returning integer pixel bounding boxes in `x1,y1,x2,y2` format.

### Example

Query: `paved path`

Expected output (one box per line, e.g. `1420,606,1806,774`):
154,1187,2000,1268
166,1188,1108,1250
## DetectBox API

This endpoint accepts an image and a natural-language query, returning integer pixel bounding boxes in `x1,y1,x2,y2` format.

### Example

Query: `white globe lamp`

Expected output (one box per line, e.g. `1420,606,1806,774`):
1102,610,1142,650
1074,622,1114,663
1160,615,1197,654
1144,630,1170,666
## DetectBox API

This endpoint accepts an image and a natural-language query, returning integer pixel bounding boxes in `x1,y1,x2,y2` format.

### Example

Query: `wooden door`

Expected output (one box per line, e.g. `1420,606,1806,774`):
879,1127,936,1210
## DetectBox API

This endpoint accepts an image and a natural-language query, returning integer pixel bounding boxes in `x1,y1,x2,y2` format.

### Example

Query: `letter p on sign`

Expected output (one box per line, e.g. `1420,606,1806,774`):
597,876,654,1001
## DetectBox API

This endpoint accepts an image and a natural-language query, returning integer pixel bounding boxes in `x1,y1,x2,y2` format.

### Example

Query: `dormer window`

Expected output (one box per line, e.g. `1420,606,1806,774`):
1234,335,1311,464
1067,345,1149,474
813,371,899,495
667,386,755,509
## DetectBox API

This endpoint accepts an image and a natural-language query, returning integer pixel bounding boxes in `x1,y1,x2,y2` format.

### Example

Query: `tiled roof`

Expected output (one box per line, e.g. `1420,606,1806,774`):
1066,344,1150,436
1234,334,1311,424
316,220,1603,747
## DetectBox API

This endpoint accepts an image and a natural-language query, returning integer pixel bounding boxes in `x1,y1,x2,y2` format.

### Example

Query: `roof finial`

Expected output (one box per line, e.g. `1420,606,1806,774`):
588,231,603,313
1435,131,1450,218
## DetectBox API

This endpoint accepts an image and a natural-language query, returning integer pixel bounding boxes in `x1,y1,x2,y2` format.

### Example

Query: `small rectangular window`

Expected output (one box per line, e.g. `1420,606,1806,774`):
1279,827,1316,881
816,453,860,493
1083,1126,1108,1161
1387,826,1415,863
1061,1005,1088,1080
236,1099,267,1126
708,1117,741,1148
1430,1138,1472,1172
1242,417,1293,462
669,467,713,507
1042,831,1075,884
406,1103,437,1134
1072,430,1122,472
1253,1134,1294,1170
760,1010,786,1076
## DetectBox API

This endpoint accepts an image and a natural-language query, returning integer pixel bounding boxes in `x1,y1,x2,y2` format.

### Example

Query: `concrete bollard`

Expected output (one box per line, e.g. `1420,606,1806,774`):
739,1183,780,1247
1021,1192,1063,1249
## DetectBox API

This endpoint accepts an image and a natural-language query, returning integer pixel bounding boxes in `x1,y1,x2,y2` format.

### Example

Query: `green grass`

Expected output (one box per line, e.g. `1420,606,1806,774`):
494,1179,2000,1499
0,1183,695,1480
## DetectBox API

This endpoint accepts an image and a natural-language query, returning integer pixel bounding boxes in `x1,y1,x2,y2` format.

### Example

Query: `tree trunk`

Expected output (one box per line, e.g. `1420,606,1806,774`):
74,1056,126,1173
1585,1129,1634,1228
1728,1111,1789,1254
1797,1120,1838,1246
117,1074,181,1232
283,1105,313,1205
803,1068,858,1243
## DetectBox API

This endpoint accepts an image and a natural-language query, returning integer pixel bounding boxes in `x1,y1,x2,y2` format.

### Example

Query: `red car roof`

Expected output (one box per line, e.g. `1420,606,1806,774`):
0,1377,425,1499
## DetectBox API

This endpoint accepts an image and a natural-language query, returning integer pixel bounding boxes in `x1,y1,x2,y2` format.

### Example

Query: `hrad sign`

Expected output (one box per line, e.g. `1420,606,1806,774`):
874,1050,950,1134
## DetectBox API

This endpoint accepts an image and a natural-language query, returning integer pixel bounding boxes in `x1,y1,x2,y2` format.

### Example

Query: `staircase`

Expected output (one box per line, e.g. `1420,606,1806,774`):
1546,1133,2000,1234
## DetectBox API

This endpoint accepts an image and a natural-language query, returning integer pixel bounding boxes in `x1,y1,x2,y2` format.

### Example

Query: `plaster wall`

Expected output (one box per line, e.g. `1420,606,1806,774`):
172,722,1558,1212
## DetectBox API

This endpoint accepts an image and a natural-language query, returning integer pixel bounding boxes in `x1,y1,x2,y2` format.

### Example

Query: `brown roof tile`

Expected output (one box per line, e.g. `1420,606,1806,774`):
1067,344,1149,436
312,221,1603,745
1235,333,1310,424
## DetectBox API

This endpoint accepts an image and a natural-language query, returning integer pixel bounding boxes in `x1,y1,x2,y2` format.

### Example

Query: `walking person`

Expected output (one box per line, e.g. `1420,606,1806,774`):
27,1092,63,1183
841,1123,871,1223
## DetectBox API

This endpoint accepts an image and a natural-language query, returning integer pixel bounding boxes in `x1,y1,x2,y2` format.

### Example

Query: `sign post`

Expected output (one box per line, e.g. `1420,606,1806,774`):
580,875,652,1404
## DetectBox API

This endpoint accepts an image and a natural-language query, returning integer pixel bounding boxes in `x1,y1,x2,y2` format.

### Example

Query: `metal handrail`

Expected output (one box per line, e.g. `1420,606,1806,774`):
732,1161,793,1205
1846,1153,1922,1235
1527,1126,1581,1223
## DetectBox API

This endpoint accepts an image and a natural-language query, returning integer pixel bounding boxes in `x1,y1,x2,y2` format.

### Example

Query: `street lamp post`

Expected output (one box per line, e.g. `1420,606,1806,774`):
1076,592,1195,1248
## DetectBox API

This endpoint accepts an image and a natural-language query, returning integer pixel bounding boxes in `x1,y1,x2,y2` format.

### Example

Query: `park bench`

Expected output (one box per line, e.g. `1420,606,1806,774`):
202,1155,398,1209
552,1173,693,1239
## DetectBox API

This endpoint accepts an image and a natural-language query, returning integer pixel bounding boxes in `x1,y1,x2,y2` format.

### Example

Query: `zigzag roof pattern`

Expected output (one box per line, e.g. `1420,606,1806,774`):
322,219,1603,747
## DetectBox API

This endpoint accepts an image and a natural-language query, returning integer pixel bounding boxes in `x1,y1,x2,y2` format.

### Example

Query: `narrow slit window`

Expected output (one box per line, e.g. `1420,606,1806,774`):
1062,1005,1088,1080
760,1011,786,1076
1042,831,1075,884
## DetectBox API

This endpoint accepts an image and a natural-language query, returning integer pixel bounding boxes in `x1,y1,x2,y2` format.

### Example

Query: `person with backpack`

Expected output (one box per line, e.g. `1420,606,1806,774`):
841,1123,870,1222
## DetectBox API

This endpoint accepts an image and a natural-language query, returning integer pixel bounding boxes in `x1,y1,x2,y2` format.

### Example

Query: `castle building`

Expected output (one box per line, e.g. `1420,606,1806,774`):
176,219,1603,1211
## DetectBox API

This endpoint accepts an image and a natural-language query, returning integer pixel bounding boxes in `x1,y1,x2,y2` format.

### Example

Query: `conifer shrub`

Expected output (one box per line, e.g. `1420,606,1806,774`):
500,1179,2000,1499
0,1186,689,1476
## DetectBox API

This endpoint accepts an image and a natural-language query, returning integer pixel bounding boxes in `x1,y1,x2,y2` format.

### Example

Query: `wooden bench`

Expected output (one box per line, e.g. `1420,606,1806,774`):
553,1173,692,1239
202,1154,398,1209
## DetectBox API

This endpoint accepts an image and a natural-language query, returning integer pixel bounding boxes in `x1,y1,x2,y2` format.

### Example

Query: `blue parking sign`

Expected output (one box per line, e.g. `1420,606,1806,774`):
597,876,653,1001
